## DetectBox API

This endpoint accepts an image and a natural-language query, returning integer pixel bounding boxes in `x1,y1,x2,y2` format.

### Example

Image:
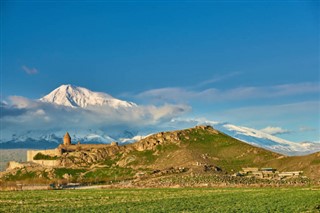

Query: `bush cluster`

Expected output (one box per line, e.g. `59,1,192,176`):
33,153,59,160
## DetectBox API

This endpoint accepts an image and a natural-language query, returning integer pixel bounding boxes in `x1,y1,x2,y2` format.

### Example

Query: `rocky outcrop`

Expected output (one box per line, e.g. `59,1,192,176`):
133,131,181,151
133,125,218,151
6,161,24,171
60,146,125,167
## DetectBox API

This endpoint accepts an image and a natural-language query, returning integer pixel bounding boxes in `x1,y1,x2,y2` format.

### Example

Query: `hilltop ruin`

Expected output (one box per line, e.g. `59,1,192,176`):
25,132,121,168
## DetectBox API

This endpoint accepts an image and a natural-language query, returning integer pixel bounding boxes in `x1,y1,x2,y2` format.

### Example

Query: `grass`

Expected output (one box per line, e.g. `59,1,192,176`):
102,158,116,167
180,128,280,172
54,168,86,180
156,143,179,152
0,187,319,212
127,150,158,166
311,159,320,165
83,166,134,183
3,169,37,182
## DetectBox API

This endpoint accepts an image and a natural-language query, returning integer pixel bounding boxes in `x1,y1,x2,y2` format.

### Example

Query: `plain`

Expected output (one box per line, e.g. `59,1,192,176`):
0,187,319,213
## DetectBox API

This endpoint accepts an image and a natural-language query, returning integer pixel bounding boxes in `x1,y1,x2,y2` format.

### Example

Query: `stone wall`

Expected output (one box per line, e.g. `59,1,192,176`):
32,160,60,167
60,144,115,152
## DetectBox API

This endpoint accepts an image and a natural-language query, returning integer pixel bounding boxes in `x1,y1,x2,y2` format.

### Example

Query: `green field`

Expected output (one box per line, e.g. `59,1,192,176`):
0,187,319,212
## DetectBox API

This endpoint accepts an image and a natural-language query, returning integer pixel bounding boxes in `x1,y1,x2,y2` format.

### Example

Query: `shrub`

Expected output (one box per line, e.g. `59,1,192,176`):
33,153,59,160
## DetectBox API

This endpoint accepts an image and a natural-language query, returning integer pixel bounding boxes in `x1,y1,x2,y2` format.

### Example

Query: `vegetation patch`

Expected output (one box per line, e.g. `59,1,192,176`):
156,143,179,152
3,169,37,181
127,150,157,166
103,153,123,167
33,153,60,160
311,159,320,165
102,158,116,167
54,168,86,179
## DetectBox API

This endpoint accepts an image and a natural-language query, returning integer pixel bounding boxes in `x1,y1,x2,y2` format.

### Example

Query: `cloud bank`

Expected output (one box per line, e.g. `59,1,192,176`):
1,97,190,140
2,81,319,143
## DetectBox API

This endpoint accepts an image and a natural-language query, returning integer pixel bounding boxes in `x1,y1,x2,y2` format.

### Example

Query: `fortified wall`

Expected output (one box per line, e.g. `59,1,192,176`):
25,132,116,168
27,132,71,162
27,148,61,162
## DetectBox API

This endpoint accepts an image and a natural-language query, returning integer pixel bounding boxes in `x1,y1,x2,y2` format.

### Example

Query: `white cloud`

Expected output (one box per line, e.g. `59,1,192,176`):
34,109,46,116
9,96,39,108
170,117,220,127
1,96,190,139
298,126,316,132
21,65,38,75
260,126,291,135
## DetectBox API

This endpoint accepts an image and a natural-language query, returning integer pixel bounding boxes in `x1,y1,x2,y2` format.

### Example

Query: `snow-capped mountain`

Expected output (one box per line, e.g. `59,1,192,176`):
40,84,137,108
213,123,320,156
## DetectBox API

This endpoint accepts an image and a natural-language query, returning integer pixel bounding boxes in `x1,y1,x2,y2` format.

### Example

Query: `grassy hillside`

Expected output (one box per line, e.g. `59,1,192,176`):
266,152,320,179
121,125,319,179
123,126,281,172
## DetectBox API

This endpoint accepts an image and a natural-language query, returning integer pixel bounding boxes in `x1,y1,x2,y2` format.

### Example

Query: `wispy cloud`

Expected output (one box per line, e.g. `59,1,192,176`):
135,82,319,103
298,126,316,132
21,65,38,75
260,126,291,135
257,125,317,140
192,72,241,89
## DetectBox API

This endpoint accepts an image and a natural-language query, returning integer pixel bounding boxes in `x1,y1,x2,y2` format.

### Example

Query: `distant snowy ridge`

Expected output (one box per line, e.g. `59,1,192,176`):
40,84,137,108
213,123,320,156
0,130,140,149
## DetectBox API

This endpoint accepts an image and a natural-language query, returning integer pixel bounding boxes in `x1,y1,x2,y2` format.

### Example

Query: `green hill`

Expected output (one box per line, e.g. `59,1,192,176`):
120,125,319,179
121,125,281,172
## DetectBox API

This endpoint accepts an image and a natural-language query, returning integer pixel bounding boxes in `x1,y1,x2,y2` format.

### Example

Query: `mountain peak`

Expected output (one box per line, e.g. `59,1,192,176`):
39,84,136,108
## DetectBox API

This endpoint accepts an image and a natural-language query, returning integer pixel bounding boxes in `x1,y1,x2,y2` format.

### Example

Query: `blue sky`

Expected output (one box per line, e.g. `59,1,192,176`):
1,1,319,142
